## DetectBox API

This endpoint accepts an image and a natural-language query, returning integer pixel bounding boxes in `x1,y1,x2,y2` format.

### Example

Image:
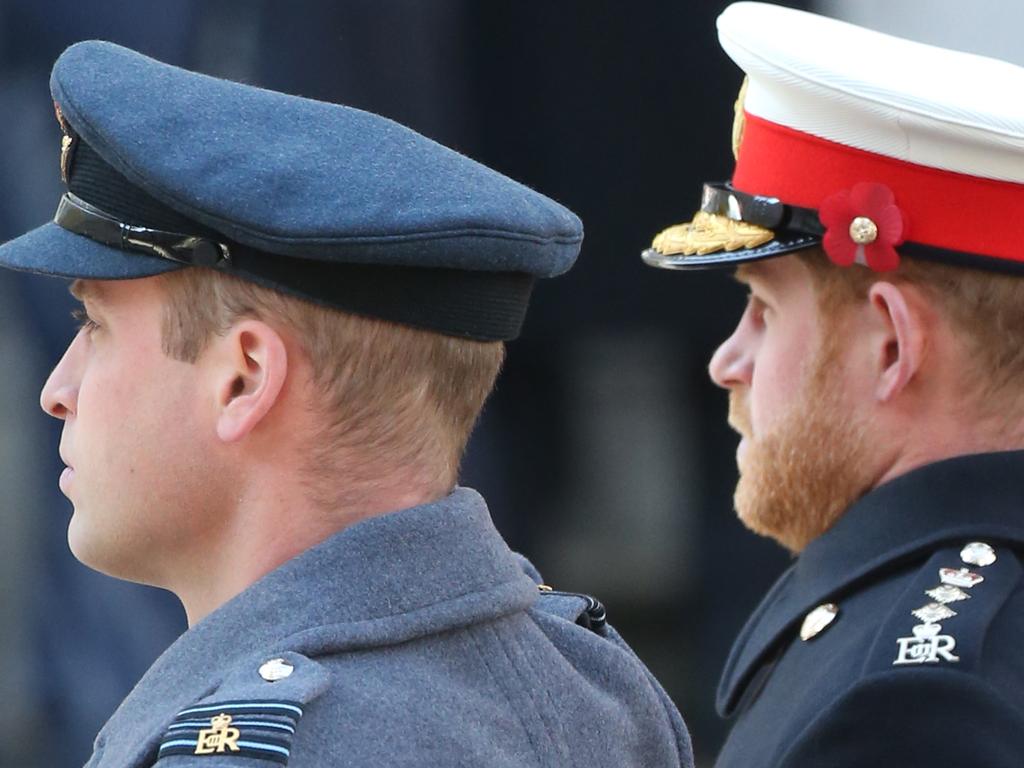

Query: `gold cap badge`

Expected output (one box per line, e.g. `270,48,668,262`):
651,211,773,257
54,103,76,184
732,77,749,160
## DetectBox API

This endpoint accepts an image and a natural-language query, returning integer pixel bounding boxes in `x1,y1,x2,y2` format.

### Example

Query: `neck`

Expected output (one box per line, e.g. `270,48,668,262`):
875,410,1024,490
170,470,447,626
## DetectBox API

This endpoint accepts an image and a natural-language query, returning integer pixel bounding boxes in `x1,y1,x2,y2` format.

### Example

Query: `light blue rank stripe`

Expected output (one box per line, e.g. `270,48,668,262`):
178,702,303,717
160,740,199,751
237,741,291,757
159,739,291,757
168,719,296,733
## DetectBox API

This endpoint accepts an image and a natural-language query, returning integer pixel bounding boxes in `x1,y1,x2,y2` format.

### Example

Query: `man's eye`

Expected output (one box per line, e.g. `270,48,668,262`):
746,293,769,322
71,307,99,333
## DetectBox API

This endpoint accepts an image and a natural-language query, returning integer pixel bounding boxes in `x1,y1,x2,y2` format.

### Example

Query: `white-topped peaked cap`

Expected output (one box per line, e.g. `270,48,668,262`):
644,2,1024,273
721,2,1024,180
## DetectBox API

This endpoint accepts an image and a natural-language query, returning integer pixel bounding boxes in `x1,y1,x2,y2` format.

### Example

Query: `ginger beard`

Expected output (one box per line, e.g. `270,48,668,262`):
728,330,876,553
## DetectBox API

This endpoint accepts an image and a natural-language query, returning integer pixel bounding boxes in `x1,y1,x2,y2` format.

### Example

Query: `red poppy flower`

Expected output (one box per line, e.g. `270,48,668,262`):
819,182,905,272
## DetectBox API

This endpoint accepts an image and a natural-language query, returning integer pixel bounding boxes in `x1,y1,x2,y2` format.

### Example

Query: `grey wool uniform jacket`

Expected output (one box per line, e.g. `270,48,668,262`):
85,488,692,768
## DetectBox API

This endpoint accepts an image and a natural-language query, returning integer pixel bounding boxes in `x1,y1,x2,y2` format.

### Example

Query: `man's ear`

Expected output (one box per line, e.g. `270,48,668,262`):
867,281,928,403
212,319,288,443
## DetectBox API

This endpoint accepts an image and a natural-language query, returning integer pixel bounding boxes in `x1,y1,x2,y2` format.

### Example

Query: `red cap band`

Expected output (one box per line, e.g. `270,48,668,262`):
732,113,1024,264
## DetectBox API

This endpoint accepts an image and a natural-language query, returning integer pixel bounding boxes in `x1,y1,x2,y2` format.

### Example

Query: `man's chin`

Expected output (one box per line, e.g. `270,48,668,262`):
67,513,123,577
733,446,874,554
67,513,100,567
68,514,169,587
733,470,800,553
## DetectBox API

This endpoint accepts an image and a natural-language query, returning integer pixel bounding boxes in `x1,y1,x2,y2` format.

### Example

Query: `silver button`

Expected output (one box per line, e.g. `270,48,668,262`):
800,603,839,641
960,541,996,567
259,658,294,682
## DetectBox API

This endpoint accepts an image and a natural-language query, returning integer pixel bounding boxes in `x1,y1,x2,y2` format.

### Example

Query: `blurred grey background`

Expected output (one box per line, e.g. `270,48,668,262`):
0,1,1015,765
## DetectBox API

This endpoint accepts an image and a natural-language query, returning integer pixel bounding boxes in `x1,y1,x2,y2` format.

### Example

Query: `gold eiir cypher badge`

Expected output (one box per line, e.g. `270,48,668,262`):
195,713,242,754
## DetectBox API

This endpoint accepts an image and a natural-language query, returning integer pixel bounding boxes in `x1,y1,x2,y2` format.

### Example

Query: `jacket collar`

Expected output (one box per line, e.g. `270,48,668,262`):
88,487,537,767
717,450,1024,716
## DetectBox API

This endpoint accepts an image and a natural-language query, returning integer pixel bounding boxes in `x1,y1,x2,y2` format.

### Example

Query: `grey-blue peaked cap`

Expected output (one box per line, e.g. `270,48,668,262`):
0,41,584,340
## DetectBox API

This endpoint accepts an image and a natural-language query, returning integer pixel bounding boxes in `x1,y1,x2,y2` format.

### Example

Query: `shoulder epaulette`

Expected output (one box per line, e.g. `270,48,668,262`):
861,541,1022,674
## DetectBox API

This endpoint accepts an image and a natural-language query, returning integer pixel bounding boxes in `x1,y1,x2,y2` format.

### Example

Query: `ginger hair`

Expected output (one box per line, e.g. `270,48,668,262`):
798,247,1024,413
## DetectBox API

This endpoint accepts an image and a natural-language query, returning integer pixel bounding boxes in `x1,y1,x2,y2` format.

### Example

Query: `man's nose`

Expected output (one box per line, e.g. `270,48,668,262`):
708,323,753,390
40,333,85,420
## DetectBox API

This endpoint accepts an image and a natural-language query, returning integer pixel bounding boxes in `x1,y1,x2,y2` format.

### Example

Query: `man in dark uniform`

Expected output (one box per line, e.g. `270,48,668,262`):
0,42,692,767
644,3,1024,766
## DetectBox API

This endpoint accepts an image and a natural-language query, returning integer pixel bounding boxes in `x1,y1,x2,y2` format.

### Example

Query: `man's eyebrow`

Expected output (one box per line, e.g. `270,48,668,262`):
69,280,104,303
733,262,779,292
733,263,766,287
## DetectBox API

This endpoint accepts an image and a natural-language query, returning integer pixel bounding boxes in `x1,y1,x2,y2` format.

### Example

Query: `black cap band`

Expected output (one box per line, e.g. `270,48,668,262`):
696,181,1024,276
56,140,534,341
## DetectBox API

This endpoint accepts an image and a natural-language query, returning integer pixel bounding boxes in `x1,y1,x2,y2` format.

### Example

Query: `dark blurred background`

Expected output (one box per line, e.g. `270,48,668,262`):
2,1,1010,765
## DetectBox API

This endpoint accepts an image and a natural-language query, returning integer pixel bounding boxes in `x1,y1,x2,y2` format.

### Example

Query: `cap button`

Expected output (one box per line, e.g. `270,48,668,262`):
849,216,878,244
258,658,294,682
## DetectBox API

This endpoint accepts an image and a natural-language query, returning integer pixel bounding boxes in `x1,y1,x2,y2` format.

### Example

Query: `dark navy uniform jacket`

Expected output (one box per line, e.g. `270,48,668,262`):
83,488,691,768
715,451,1024,768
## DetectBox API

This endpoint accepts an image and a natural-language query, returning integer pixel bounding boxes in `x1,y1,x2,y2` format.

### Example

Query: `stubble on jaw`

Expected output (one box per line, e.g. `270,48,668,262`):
728,333,875,553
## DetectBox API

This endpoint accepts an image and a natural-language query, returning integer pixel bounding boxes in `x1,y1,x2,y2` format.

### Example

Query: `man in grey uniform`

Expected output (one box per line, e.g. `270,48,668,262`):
0,42,691,767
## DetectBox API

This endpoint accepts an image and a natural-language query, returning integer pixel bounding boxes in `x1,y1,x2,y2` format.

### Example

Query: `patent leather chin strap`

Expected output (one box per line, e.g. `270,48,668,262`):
700,182,825,236
54,193,232,268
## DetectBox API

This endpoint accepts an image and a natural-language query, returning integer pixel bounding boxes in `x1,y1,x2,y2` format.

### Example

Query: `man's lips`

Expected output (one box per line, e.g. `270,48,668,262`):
727,394,753,465
58,449,75,493
736,436,749,464
727,392,753,437
59,466,75,493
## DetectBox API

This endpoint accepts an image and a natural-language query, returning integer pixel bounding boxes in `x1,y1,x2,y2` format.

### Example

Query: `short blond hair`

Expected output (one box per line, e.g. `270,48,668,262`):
157,268,504,504
798,247,1024,408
